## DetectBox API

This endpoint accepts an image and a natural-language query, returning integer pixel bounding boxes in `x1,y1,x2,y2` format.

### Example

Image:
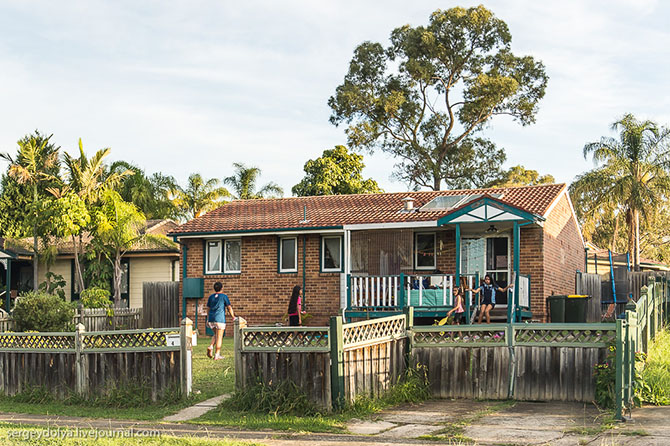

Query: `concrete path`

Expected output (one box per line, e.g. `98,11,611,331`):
0,401,668,445
163,394,230,422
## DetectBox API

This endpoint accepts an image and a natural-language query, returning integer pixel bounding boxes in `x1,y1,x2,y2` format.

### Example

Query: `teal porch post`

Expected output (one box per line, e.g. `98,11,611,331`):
5,259,10,311
455,224,461,286
513,221,520,322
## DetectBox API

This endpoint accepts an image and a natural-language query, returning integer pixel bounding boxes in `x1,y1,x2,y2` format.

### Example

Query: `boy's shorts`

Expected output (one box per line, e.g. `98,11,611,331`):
207,322,226,330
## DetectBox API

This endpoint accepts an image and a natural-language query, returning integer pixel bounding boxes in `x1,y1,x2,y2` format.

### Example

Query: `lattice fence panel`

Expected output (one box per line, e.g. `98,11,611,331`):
413,328,507,345
0,334,75,350
242,329,329,350
82,330,178,350
342,317,406,347
515,328,616,346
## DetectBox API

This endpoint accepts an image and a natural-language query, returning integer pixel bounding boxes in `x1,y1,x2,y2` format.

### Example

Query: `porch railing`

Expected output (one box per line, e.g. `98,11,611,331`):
347,273,479,310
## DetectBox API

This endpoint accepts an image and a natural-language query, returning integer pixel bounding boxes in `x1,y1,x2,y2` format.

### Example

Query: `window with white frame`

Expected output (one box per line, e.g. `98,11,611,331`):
206,239,241,274
415,232,436,269
279,237,298,272
206,241,221,274
322,236,342,272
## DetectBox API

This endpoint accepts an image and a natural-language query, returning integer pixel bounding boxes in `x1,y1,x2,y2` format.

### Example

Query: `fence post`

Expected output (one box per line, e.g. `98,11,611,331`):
615,318,624,420
74,323,86,397
646,279,653,351
398,273,405,308
329,316,344,409
180,318,193,398
404,306,414,363
233,317,247,390
507,323,516,399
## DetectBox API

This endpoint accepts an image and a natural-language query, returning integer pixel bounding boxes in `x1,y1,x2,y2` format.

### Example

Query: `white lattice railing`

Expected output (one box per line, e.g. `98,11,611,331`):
519,275,530,308
342,314,406,350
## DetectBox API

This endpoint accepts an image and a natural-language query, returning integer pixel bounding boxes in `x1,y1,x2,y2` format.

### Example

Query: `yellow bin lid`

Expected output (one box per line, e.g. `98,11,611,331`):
567,295,589,298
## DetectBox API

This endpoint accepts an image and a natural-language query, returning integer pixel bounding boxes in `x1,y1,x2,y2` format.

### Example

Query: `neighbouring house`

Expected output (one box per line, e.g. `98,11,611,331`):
585,243,670,276
0,219,180,309
169,184,585,334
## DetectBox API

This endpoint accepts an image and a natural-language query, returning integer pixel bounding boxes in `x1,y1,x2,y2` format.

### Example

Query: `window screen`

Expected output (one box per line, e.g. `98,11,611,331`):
323,237,341,271
225,239,241,273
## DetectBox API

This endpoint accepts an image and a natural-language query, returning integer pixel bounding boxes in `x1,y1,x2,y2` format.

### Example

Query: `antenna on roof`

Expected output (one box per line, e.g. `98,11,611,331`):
299,205,311,224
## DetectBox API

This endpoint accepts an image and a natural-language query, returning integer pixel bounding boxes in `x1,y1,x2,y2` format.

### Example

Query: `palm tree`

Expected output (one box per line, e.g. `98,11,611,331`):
570,114,670,270
224,163,283,200
108,161,179,219
57,139,131,294
174,173,229,219
0,135,60,291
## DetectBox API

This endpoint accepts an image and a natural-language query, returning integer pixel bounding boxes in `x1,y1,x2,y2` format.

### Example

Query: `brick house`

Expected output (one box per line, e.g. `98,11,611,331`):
169,184,585,334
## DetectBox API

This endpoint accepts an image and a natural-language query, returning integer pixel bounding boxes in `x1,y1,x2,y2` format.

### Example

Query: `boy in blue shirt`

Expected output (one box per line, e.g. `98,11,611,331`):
206,282,236,360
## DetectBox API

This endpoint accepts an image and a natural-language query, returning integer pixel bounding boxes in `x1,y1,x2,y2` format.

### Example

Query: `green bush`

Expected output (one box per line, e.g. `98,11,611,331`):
12,291,75,332
80,287,112,309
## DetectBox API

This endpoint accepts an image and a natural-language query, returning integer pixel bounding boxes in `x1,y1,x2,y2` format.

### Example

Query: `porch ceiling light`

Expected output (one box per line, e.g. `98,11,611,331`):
486,224,498,233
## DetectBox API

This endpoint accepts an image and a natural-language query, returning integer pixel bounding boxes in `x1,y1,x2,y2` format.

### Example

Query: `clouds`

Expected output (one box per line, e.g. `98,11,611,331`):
0,1,668,192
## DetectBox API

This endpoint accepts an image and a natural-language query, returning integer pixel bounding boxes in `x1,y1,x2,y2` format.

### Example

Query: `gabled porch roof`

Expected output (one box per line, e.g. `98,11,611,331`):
437,195,545,226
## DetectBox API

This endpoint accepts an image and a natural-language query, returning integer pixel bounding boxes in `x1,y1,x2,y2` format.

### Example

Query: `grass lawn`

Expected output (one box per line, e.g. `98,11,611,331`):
0,422,265,446
191,406,349,433
0,336,235,421
641,328,670,405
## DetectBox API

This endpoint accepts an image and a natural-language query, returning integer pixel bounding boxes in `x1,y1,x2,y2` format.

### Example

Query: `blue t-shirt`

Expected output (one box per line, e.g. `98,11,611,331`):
207,293,231,323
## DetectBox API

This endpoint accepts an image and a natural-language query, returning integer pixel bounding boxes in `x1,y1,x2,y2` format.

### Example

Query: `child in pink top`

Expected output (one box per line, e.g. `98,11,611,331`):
447,287,465,325
287,285,302,326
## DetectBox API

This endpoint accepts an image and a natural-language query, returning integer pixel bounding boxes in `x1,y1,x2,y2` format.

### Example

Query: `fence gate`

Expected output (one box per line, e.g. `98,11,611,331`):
143,282,179,328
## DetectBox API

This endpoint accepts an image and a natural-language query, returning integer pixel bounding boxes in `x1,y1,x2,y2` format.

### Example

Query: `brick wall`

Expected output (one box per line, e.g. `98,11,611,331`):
542,193,585,321
181,235,340,335
519,226,545,320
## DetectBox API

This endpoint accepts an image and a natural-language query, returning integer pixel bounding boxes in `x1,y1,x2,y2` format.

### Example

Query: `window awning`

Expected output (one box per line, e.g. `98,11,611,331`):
436,195,544,226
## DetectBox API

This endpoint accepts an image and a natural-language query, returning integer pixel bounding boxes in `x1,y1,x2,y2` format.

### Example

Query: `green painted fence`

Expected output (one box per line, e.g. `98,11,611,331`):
615,275,670,420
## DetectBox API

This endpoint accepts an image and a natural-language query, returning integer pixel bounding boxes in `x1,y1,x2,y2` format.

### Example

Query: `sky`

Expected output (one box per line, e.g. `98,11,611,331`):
0,0,669,194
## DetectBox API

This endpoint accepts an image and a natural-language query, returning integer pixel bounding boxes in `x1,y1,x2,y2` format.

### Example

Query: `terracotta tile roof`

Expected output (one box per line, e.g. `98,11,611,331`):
170,184,567,236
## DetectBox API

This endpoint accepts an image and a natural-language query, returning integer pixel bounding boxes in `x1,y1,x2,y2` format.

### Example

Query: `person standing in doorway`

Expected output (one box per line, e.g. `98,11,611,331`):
206,282,236,360
287,285,302,326
471,274,509,324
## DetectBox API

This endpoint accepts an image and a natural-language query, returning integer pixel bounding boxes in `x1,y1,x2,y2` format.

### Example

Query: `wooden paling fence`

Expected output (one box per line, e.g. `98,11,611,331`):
143,282,179,329
0,308,143,333
0,319,193,401
615,276,670,419
412,322,615,402
236,311,625,410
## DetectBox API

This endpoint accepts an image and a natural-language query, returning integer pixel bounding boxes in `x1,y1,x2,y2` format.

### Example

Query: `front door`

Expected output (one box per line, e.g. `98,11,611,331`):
461,236,510,306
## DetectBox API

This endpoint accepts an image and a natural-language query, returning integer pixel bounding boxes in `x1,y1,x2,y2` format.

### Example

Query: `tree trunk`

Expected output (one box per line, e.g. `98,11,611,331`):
634,209,641,272
32,231,38,292
113,250,122,307
32,183,39,291
71,235,85,294
432,176,441,191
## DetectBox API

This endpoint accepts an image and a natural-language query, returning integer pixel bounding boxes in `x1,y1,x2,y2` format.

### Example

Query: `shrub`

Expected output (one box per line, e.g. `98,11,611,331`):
80,287,112,309
12,291,75,332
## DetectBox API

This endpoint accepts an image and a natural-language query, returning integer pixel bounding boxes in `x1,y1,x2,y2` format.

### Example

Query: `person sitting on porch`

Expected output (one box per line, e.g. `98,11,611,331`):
471,274,510,324
446,287,465,324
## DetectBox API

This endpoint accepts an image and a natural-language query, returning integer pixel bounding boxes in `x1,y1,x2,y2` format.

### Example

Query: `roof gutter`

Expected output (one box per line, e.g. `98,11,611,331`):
170,225,344,240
